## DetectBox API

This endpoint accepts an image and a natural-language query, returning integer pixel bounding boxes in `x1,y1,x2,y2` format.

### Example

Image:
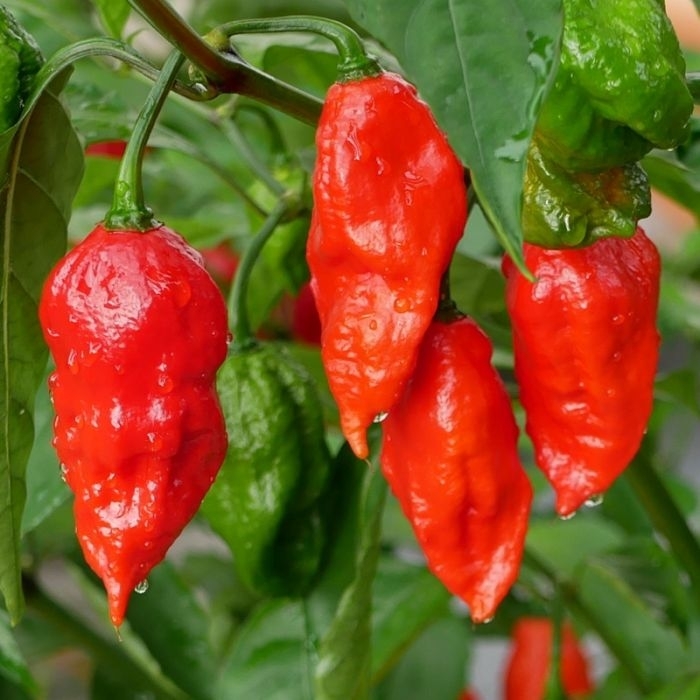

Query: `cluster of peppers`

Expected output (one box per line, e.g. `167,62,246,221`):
307,0,691,623
33,0,692,634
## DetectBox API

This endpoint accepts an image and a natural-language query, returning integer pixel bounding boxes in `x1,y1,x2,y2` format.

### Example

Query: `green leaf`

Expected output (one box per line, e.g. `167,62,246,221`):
125,560,218,700
577,562,690,693
0,611,37,696
216,600,315,700
21,366,69,535
0,69,83,623
374,617,470,700
527,516,626,578
647,673,700,699
655,369,700,415
314,469,387,700
642,151,700,219
371,557,450,682
91,0,130,38
344,0,563,270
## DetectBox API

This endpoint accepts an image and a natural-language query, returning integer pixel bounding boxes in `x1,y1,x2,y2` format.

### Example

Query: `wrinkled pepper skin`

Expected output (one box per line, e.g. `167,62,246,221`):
504,618,594,699
201,343,332,597
309,71,467,459
503,227,660,516
0,5,43,132
39,223,229,627
536,0,692,172
380,317,532,623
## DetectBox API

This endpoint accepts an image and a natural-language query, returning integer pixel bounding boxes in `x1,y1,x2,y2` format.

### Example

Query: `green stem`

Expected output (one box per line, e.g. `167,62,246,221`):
217,16,381,81
25,38,212,119
25,580,185,700
127,0,322,124
625,446,700,598
230,200,291,349
105,51,184,231
523,548,649,694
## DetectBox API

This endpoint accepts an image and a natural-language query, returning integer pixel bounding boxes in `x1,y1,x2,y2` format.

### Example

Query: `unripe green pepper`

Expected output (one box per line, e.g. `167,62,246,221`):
201,342,332,597
522,140,651,247
0,5,43,132
536,0,692,172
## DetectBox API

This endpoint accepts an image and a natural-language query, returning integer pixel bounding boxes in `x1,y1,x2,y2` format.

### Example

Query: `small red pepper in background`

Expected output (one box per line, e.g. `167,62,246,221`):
308,70,467,459
457,690,480,700
380,316,532,623
85,140,128,159
200,241,239,293
39,223,229,627
503,227,660,516
504,618,594,699
291,281,321,346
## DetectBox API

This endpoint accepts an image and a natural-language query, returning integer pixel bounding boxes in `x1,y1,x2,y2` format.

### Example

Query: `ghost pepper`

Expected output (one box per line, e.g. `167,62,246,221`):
308,70,467,459
39,222,229,627
503,227,660,516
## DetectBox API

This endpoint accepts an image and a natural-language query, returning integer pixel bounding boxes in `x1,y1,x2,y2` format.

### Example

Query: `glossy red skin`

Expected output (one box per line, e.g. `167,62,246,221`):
291,282,321,346
503,227,660,516
309,71,467,459
380,318,532,623
39,223,229,627
504,618,594,699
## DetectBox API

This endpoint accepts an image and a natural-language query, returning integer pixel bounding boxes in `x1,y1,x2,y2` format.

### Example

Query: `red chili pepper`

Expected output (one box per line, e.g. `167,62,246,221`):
380,316,532,623
308,71,467,459
504,618,594,699
502,227,660,516
85,140,128,159
39,222,229,627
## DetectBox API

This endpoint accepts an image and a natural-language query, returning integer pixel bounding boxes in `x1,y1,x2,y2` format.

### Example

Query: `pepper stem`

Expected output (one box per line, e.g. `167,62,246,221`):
104,51,185,231
215,16,381,82
230,199,294,350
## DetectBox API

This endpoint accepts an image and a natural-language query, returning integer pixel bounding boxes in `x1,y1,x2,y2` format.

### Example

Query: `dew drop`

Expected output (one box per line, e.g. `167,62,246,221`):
226,332,234,345
373,411,389,424
612,314,625,325
394,297,411,313
59,463,68,483
134,579,149,594
369,319,378,331
559,510,576,521
612,351,622,362
585,493,604,508
480,616,495,625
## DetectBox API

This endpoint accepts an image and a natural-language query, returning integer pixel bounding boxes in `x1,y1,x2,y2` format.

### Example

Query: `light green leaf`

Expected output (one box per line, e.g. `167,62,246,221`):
0,69,83,623
0,611,37,696
91,0,130,38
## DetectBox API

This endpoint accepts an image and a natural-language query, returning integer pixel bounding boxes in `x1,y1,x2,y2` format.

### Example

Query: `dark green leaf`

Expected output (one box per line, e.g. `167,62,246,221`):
344,0,563,270
655,369,700,415
314,469,386,700
125,561,218,700
0,69,83,623
21,367,68,535
643,151,700,219
374,617,470,700
371,557,450,682
0,611,37,696
91,0,130,38
577,562,689,693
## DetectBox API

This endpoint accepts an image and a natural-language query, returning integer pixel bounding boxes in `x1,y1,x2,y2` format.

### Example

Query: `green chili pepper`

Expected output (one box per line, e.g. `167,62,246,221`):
201,342,333,597
536,0,692,172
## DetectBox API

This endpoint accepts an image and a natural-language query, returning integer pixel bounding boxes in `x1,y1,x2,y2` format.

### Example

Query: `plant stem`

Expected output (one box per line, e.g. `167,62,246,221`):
523,548,649,694
230,200,291,349
25,580,185,700
217,16,381,81
105,50,185,231
127,0,322,124
687,72,700,102
625,446,700,597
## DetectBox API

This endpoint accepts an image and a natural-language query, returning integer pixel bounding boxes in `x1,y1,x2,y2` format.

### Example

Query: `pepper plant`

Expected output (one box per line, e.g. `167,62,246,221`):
2,1,700,699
